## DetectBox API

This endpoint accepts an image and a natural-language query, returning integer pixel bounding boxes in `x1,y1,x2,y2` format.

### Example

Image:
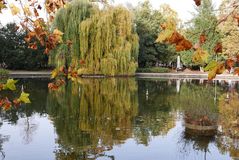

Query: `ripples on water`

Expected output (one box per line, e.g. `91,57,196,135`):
0,78,238,160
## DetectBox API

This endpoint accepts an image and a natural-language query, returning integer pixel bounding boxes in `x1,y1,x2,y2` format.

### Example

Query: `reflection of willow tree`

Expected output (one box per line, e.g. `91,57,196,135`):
217,91,239,159
170,83,219,125
136,80,176,145
47,78,138,159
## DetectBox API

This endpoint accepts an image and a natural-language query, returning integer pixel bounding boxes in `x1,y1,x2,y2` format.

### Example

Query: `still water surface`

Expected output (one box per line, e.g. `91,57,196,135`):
0,78,238,160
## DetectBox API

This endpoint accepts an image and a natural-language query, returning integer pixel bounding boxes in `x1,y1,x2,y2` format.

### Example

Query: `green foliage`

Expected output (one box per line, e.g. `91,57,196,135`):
137,67,170,73
181,0,222,67
134,1,176,68
0,23,49,70
51,0,139,76
0,68,9,77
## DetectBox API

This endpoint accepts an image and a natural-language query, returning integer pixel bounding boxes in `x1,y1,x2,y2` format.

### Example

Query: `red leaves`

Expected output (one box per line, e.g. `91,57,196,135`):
199,34,206,44
194,0,201,6
79,59,85,65
175,39,193,52
214,42,222,53
226,59,235,71
34,8,39,17
48,79,65,90
0,98,12,110
29,42,37,50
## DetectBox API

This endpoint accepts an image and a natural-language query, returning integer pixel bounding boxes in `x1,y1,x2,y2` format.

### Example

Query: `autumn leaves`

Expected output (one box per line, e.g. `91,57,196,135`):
156,17,225,80
0,79,31,110
156,19,192,52
6,0,65,54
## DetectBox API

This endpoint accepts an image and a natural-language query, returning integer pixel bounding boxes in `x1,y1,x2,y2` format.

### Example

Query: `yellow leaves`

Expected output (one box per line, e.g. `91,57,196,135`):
156,19,175,43
204,60,217,71
18,92,31,104
204,61,225,80
53,29,64,43
23,5,32,16
51,69,58,79
3,79,18,91
9,3,20,15
0,0,7,13
192,48,209,65
156,29,174,43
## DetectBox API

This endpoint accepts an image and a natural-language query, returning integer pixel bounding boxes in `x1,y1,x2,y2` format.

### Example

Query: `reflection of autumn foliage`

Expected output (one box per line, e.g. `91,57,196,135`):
47,78,138,159
219,92,239,138
216,91,239,159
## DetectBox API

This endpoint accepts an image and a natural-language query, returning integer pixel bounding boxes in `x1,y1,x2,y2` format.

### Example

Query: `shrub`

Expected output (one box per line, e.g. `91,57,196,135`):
0,68,9,77
137,67,170,73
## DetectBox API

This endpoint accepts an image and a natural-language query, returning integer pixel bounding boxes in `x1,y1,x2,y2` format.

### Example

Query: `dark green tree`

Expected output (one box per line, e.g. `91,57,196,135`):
0,23,48,70
134,1,176,68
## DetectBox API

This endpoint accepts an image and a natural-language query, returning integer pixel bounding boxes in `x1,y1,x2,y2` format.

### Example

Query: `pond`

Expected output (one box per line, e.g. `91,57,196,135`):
0,78,238,160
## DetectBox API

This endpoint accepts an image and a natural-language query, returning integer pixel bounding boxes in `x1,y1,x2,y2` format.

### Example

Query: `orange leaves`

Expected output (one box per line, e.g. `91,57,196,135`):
29,42,37,50
234,68,239,76
174,38,192,52
199,34,206,44
192,48,208,65
45,0,65,14
156,19,192,52
226,59,234,71
48,79,65,90
79,59,85,65
214,42,222,53
0,98,12,110
24,27,63,54
6,0,65,56
194,0,201,6
167,32,192,51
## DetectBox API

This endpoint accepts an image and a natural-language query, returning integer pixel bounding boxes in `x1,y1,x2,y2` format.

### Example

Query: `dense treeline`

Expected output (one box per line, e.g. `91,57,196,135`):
0,23,49,70
0,0,238,72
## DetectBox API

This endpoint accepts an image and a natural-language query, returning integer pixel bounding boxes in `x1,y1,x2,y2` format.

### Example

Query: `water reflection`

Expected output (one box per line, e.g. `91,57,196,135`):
1,78,239,159
47,78,138,159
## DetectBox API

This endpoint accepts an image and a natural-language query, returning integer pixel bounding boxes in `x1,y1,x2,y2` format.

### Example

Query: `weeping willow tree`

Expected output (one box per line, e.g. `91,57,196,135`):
50,0,139,76
46,78,138,159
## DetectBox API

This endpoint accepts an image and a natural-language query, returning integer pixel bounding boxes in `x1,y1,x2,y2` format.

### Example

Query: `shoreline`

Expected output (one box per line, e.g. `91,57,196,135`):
3,71,239,80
